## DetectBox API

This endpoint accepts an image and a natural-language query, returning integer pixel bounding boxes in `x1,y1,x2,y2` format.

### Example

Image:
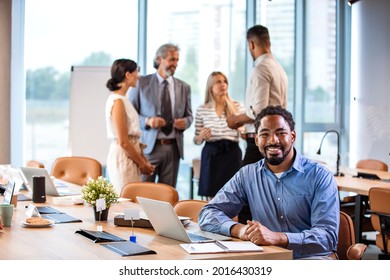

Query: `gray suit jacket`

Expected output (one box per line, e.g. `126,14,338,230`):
129,73,193,159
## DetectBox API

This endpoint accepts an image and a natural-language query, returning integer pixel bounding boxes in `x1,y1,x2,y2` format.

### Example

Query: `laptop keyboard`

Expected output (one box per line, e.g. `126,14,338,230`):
187,232,212,242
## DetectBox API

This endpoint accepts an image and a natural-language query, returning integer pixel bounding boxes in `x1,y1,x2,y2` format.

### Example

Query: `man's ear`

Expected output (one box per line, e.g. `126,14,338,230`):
254,134,259,147
248,40,255,51
291,130,296,143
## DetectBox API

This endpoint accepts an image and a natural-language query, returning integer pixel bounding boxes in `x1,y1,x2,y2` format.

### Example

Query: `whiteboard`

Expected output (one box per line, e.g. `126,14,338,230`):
69,66,111,166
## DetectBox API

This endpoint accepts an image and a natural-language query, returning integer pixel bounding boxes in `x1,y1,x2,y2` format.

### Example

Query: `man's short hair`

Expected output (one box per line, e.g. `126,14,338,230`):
153,43,180,69
254,105,295,132
246,25,270,48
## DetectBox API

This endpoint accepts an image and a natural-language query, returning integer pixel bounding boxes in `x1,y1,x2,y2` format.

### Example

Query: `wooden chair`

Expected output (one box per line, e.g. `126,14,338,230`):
120,182,179,206
337,211,367,260
50,156,102,186
368,187,390,259
173,199,208,222
26,160,45,168
356,159,388,171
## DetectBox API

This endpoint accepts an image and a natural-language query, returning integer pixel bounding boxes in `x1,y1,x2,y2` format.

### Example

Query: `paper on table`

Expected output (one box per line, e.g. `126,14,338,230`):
180,241,263,254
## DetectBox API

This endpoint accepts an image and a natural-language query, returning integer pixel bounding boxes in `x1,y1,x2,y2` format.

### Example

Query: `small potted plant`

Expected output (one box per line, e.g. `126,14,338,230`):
81,176,119,221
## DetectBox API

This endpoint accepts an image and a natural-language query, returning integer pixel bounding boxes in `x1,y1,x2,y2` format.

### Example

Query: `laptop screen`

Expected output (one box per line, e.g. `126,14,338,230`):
2,181,15,204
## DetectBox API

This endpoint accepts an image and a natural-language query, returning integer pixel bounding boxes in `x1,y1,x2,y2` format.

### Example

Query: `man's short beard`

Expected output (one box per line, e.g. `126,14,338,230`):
264,145,292,166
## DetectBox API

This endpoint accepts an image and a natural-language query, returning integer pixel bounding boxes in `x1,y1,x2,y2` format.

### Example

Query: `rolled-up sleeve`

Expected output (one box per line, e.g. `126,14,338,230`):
199,171,248,236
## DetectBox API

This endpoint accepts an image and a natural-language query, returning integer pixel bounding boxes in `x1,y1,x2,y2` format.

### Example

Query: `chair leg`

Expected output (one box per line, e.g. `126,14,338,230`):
189,166,194,199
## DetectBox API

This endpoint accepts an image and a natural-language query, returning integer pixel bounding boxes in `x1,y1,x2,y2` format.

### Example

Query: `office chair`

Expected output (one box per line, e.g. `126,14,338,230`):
120,182,179,206
173,199,208,223
51,156,102,186
337,211,367,260
368,187,390,259
356,159,388,171
26,160,45,168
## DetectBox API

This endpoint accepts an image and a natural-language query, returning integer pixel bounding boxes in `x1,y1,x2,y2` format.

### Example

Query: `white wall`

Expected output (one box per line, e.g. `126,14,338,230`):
350,0,390,167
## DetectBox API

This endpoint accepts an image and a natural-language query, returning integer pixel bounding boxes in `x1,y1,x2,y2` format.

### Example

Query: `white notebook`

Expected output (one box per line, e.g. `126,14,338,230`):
180,241,263,254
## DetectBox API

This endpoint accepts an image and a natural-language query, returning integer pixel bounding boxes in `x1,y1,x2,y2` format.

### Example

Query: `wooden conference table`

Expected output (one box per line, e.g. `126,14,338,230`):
335,167,390,243
0,185,292,260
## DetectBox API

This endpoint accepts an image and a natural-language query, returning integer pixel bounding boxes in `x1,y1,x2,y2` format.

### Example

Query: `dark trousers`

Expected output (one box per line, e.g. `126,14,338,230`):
238,138,264,224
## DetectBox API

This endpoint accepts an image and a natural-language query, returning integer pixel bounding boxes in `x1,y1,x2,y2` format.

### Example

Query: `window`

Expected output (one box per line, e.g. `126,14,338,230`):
302,0,338,165
256,0,295,111
146,0,246,198
18,0,347,198
24,0,138,169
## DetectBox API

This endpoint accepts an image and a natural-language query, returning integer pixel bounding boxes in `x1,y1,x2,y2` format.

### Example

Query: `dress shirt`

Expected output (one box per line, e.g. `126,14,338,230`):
198,149,339,259
244,53,288,133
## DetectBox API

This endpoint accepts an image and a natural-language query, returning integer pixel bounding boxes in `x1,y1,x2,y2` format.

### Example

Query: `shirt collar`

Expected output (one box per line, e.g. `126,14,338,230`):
254,53,273,66
156,73,173,85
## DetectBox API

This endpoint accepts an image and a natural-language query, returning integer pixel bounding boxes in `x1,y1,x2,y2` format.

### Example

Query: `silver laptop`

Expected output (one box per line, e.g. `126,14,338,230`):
19,167,80,196
137,196,232,243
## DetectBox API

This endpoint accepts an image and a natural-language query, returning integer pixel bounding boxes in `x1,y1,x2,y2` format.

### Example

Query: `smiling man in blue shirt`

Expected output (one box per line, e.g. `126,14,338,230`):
199,105,339,259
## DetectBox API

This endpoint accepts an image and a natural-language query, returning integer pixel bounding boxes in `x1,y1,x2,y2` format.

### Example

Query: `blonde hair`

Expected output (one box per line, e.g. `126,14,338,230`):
204,71,237,117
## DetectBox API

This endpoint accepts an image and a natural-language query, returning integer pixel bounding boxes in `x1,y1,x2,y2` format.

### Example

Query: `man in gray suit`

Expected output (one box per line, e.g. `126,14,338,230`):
129,43,193,188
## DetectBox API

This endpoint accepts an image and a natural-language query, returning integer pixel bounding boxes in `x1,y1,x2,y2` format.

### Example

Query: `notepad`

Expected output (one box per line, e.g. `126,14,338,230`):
101,241,156,256
37,206,64,214
180,241,263,254
75,229,126,243
42,213,82,223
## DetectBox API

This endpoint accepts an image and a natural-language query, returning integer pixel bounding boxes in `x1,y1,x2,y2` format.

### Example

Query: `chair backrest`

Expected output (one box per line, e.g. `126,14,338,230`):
356,159,388,171
26,160,45,168
173,199,208,222
337,211,367,260
369,187,390,252
50,156,102,186
337,211,355,260
120,182,179,206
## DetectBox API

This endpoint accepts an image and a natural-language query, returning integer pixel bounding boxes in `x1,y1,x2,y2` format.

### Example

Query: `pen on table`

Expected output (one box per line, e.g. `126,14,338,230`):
214,240,229,251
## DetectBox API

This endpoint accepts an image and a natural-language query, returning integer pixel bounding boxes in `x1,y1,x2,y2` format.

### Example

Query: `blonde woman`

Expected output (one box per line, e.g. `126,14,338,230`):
105,59,154,195
194,71,245,199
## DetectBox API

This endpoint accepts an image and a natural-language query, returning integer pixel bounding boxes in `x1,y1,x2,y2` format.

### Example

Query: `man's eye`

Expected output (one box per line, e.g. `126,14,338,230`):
277,132,288,137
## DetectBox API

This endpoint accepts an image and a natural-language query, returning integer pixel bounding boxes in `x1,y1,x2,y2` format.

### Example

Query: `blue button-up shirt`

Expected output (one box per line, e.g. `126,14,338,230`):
199,150,340,259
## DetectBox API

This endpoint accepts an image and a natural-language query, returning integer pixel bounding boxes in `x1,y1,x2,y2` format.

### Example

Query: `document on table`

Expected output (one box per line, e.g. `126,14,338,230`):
180,241,263,254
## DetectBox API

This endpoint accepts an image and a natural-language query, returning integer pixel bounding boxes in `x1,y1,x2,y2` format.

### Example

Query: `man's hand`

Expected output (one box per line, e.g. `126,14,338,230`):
226,115,242,129
226,113,254,129
230,223,250,241
173,118,186,130
245,220,288,247
146,117,166,129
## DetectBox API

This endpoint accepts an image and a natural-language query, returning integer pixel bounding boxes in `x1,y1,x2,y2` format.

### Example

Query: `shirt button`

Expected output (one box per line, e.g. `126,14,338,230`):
277,197,281,201
280,215,284,219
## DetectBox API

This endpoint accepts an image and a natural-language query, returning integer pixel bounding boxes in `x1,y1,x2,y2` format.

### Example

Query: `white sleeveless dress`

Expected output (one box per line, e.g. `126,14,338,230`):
105,94,142,195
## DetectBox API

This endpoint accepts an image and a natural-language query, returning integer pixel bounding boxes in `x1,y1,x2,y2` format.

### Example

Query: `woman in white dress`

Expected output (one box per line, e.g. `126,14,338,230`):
105,59,154,195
